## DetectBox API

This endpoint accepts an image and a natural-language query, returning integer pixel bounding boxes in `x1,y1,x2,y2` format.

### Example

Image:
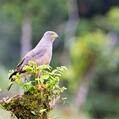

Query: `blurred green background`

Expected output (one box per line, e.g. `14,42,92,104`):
0,0,119,119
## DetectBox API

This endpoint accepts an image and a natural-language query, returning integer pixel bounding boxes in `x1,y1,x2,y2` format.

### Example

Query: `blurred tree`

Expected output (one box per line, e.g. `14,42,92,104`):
68,7,119,119
0,0,67,68
77,0,119,18
20,12,32,58
69,30,119,119
69,31,107,105
85,8,119,119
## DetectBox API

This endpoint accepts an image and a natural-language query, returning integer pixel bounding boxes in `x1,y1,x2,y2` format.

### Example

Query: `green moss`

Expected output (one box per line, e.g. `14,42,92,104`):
1,61,67,119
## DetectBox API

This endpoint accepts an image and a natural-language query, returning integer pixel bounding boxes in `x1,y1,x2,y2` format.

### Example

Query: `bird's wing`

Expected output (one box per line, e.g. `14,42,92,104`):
17,58,25,68
16,57,28,71
30,48,46,59
16,48,47,70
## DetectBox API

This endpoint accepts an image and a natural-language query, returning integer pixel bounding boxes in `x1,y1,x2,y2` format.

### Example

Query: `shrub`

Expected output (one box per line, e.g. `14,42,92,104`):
0,61,67,119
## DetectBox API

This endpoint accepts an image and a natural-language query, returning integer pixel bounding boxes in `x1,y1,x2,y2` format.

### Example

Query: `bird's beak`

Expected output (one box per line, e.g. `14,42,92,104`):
51,33,59,39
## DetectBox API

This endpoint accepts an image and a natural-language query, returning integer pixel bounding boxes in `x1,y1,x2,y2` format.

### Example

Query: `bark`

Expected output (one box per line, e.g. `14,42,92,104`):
58,0,79,65
20,13,32,58
65,0,79,48
75,67,94,110
18,13,32,93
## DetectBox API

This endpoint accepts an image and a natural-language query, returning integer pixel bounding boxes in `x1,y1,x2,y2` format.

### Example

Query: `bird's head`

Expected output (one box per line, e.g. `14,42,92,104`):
44,31,59,41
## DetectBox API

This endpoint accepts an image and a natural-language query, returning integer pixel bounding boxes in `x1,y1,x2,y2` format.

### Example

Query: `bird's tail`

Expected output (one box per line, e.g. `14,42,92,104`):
9,71,18,80
9,70,26,80
8,82,13,91
8,71,18,91
8,70,26,91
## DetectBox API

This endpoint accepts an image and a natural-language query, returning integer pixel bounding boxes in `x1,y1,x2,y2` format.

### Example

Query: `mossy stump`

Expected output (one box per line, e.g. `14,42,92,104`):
0,90,50,119
0,62,67,119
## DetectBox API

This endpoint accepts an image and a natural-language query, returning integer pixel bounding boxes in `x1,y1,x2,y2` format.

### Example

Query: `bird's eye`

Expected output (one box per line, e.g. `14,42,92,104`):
51,32,55,35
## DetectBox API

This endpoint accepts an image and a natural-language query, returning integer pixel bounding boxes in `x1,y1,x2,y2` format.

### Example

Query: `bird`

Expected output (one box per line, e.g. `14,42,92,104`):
8,31,58,90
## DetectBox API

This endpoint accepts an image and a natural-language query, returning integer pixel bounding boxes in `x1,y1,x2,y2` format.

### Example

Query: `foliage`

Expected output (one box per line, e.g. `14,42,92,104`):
68,31,108,90
0,61,67,119
69,7,119,119
82,9,119,119
93,7,119,33
0,0,67,68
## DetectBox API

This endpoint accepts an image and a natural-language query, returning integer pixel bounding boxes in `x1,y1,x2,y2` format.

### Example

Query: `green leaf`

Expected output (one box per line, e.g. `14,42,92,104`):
39,109,46,113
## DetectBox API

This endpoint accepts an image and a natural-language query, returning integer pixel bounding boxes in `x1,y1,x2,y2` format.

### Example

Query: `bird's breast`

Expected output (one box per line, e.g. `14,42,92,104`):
34,49,52,66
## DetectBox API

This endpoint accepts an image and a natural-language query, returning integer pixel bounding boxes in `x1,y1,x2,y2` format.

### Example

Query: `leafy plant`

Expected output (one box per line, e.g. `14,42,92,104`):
0,61,67,119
